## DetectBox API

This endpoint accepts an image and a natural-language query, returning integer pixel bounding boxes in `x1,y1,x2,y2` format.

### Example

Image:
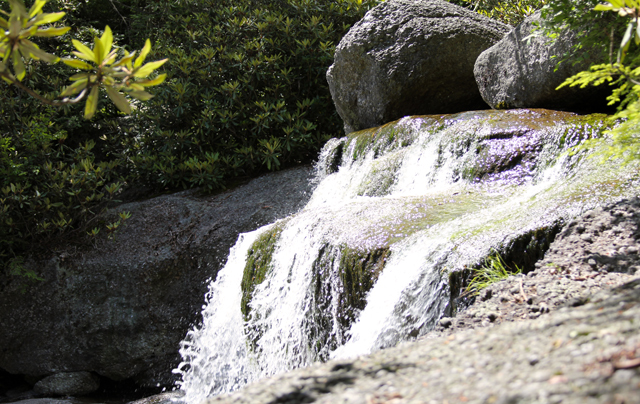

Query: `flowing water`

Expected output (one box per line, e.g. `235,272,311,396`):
173,110,640,403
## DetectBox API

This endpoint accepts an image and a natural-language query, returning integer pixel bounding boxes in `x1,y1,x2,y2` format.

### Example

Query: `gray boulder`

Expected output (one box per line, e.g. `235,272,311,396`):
474,11,611,112
0,166,313,390
33,372,99,396
327,0,509,134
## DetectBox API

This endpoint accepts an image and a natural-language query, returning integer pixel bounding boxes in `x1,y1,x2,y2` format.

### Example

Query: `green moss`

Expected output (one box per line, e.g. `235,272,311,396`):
240,222,287,320
306,243,391,359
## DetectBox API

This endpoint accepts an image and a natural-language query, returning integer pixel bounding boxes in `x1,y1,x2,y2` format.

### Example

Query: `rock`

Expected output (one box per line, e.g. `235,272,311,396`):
0,166,314,389
327,0,509,133
474,11,611,112
33,372,99,396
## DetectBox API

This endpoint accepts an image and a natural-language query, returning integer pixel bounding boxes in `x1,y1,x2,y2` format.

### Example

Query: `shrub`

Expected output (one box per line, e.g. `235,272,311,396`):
123,0,379,191
448,0,546,25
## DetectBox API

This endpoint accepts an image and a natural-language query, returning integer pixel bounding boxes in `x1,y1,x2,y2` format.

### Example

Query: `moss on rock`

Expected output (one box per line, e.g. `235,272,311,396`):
240,223,287,320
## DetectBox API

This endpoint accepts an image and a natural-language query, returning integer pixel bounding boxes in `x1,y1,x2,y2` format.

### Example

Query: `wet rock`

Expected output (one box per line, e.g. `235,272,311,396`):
33,372,99,397
474,11,611,112
327,0,509,133
0,166,314,389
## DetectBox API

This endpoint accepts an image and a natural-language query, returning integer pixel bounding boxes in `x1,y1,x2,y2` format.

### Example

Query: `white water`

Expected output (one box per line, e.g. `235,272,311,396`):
174,112,640,403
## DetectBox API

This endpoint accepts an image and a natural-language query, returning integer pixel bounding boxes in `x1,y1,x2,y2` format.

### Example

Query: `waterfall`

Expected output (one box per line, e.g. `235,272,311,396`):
173,110,640,403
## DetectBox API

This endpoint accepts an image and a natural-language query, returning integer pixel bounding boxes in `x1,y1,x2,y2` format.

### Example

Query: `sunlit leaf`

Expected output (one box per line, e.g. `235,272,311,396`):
113,50,135,68
133,58,168,78
93,36,103,65
28,0,46,18
72,39,95,62
99,26,113,62
31,11,66,26
62,58,93,70
137,73,167,87
134,39,151,68
34,26,71,37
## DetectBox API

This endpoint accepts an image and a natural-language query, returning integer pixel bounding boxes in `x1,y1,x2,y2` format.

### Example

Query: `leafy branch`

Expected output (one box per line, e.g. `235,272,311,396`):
0,0,167,119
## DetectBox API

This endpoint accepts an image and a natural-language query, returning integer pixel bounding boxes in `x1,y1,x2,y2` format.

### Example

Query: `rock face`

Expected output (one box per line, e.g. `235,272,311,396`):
326,0,509,134
474,11,611,112
0,166,314,389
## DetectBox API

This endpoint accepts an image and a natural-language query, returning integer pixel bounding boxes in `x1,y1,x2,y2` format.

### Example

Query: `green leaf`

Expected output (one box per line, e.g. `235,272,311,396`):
72,39,95,62
20,39,59,63
69,72,89,81
0,16,8,29
133,58,168,78
93,36,103,65
60,77,88,97
134,39,151,68
31,11,66,26
593,4,614,11
9,14,22,37
34,26,71,37
84,85,99,119
127,90,153,101
106,86,132,114
8,0,28,20
12,49,25,81
136,73,166,87
62,58,93,70
28,0,46,18
99,26,113,63
113,50,135,68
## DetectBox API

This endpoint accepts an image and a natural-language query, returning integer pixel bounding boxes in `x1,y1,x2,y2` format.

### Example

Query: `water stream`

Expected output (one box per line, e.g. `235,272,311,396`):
173,110,640,403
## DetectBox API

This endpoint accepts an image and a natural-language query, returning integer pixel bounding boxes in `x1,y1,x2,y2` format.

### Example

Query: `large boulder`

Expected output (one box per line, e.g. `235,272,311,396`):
326,0,509,134
474,11,611,112
0,166,313,390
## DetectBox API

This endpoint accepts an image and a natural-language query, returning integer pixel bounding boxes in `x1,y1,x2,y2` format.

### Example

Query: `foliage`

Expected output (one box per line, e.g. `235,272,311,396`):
448,0,546,25
122,0,379,191
466,250,521,295
0,0,165,278
552,0,640,164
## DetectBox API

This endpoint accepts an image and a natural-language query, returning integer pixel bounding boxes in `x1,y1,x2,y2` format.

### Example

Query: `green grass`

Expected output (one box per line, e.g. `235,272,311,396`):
466,250,521,295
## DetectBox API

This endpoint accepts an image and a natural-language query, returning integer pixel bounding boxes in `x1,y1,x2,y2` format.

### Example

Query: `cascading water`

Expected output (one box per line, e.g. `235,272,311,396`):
174,109,640,403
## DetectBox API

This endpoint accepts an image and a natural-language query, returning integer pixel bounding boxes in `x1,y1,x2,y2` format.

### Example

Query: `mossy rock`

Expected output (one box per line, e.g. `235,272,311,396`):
240,222,287,321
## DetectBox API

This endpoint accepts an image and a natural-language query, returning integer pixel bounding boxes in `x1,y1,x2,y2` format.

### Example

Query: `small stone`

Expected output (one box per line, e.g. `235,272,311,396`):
439,317,453,328
628,246,638,254
529,305,540,313
528,355,540,366
575,224,585,234
580,234,593,243
526,296,535,305
34,372,100,396
528,312,540,319
480,288,493,301
587,258,598,268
